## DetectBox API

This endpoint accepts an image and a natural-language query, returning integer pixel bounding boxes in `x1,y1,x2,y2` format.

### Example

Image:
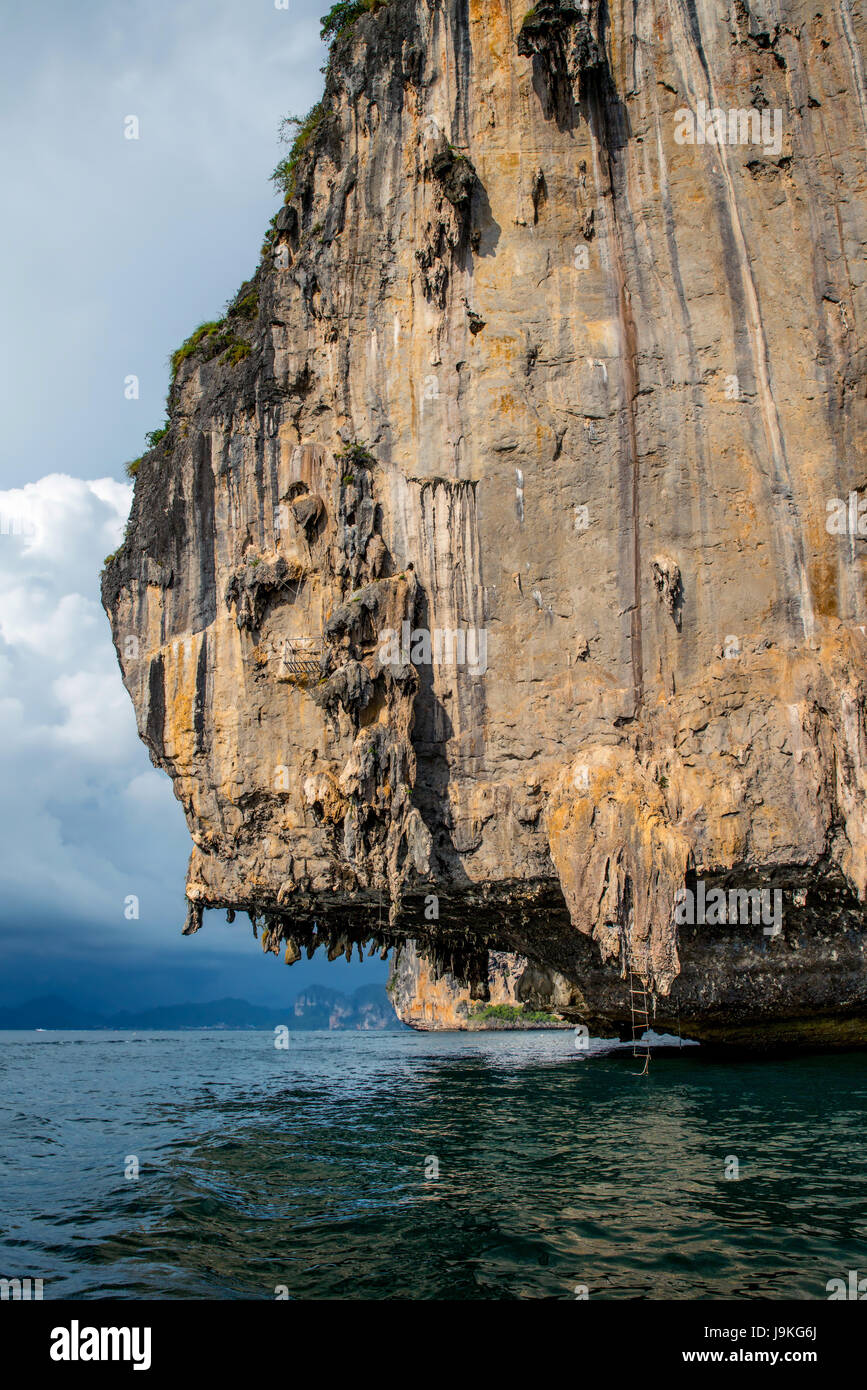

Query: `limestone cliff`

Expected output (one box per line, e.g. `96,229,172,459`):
388,940,571,1027
103,0,867,1048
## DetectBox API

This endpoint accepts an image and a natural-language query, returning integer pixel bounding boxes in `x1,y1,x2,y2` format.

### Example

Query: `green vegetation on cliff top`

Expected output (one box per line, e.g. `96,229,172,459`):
170,320,251,380
320,0,388,45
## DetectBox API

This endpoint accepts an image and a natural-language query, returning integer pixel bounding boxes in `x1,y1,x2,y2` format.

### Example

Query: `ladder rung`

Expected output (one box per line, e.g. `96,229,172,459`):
628,954,652,1074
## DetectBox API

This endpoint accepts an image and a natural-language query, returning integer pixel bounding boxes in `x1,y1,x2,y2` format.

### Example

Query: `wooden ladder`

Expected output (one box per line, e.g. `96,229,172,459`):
627,953,652,1076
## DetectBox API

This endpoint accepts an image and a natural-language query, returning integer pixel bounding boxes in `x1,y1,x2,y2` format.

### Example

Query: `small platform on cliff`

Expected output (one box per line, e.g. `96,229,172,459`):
278,639,323,683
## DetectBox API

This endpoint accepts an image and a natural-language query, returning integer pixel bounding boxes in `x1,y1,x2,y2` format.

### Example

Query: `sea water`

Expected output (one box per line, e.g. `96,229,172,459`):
0,1030,864,1299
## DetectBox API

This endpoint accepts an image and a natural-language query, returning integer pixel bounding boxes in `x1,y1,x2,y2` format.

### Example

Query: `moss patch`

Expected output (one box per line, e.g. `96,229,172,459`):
124,421,170,478
170,321,224,378
170,321,252,381
232,290,258,320
221,340,251,366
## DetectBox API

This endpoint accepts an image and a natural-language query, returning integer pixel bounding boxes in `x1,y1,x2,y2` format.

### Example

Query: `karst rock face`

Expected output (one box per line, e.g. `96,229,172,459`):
388,941,573,1028
103,0,867,1047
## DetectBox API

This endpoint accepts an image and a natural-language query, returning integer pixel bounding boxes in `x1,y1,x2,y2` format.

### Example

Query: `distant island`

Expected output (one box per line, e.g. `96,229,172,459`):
0,984,402,1031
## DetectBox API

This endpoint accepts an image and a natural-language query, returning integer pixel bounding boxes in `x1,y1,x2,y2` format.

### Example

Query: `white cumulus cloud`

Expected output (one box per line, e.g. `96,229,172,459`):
0,473,189,939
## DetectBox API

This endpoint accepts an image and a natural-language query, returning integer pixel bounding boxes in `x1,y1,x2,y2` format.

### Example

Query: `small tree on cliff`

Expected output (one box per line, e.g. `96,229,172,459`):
320,1,387,46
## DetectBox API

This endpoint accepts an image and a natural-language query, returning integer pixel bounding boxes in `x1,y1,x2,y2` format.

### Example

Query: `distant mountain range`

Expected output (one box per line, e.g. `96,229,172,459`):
0,984,403,1031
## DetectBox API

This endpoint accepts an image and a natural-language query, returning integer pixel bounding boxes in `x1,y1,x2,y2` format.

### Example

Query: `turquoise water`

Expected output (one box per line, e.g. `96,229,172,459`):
0,1030,864,1299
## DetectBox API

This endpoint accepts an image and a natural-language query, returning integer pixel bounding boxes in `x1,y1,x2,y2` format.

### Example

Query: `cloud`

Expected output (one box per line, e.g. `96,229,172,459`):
0,473,188,936
0,0,327,491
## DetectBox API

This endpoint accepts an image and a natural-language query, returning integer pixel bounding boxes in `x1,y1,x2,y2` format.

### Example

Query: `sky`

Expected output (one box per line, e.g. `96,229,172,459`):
0,0,388,1011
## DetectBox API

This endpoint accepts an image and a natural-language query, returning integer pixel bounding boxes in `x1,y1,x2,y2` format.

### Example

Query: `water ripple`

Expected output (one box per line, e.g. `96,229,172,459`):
0,1030,864,1299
